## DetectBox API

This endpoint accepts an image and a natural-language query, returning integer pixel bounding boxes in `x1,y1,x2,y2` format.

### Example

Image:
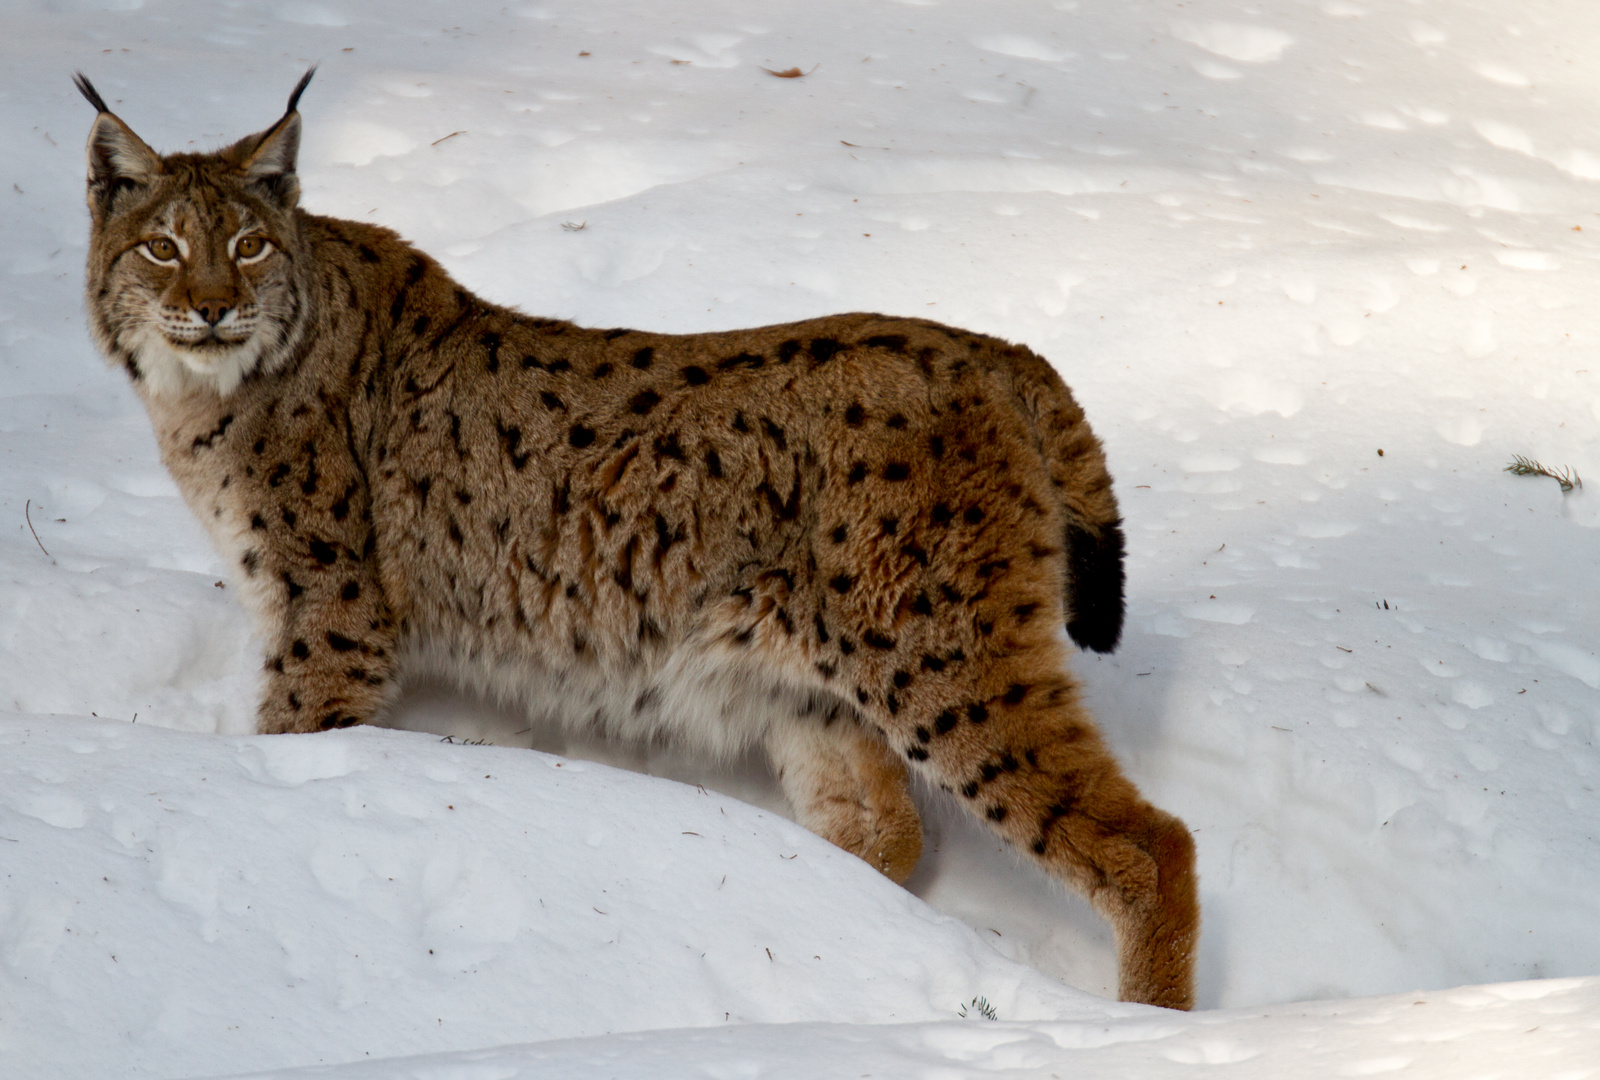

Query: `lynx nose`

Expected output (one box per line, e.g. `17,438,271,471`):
193,297,232,325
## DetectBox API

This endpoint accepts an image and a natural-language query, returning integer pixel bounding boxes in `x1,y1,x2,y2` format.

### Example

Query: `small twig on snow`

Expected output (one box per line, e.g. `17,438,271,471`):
24,499,51,558
1505,455,1582,492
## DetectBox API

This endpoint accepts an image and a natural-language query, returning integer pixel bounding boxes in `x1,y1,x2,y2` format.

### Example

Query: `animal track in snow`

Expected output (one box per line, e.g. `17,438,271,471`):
1170,22,1294,63
11,789,87,829
238,736,359,787
972,34,1070,63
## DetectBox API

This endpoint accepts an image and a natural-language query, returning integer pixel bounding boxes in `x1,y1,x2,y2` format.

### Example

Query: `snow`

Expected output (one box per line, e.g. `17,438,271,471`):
2,0,1598,1076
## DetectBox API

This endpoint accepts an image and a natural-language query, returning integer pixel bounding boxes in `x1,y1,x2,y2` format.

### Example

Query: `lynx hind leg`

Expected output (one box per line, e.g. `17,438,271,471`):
908,649,1198,1009
764,700,924,884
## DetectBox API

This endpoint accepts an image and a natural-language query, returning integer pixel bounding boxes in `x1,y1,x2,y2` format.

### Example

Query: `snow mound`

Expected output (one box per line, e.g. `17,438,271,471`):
0,717,1117,1078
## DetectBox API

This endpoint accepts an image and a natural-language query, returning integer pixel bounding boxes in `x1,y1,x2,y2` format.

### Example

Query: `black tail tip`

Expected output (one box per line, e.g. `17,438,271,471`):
1065,520,1126,654
73,72,110,114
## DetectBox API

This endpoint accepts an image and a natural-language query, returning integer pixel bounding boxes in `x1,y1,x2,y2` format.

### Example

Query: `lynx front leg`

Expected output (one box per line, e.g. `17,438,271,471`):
764,704,924,883
256,559,400,734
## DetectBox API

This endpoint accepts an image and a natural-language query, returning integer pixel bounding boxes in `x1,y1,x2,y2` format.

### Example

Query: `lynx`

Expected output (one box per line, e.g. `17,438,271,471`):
75,71,1198,1009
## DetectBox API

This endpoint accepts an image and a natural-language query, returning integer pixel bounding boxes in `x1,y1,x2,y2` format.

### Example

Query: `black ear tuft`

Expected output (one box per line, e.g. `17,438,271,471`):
285,66,316,115
78,77,163,216
73,72,110,114
236,68,315,208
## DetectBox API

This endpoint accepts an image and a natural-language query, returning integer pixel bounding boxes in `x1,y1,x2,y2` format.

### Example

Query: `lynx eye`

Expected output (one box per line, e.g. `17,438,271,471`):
145,237,179,262
236,235,269,261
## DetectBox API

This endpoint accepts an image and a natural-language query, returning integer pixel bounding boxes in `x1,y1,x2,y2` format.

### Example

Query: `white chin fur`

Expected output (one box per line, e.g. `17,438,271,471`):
123,325,266,398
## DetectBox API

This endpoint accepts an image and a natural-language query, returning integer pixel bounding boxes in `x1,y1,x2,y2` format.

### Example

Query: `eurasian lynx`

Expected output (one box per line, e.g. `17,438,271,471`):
76,71,1198,1009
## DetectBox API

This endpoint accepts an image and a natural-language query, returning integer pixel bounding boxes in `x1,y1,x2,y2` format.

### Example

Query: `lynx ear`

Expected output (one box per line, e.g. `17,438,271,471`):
236,67,315,208
74,73,163,213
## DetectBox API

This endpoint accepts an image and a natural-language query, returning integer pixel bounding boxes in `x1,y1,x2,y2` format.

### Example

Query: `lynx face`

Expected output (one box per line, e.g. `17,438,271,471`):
79,73,312,397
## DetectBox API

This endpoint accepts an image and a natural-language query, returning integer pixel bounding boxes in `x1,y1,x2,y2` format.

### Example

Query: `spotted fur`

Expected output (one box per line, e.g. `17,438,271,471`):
77,72,1197,1009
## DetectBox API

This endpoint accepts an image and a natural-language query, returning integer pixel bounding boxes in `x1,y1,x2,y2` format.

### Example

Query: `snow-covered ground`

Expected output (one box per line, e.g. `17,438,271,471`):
3,0,1599,1076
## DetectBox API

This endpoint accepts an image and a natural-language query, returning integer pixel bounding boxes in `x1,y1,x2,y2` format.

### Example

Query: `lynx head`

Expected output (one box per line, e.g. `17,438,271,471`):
77,70,317,397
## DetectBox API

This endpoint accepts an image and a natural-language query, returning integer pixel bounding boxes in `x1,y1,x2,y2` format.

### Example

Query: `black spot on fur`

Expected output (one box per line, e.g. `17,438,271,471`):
935,710,958,734
980,763,1000,783
882,462,910,482
846,462,868,485
862,334,908,352
719,352,764,371
863,630,896,651
961,781,980,798
915,726,931,743
881,517,898,536
813,613,830,644
886,413,907,430
682,365,710,386
1003,684,1028,705
968,703,989,724
632,347,654,370
569,424,596,448
932,503,954,525
911,593,933,616
830,574,853,594
704,447,723,478
845,403,866,427
497,422,531,470
816,660,837,679
760,417,786,450
778,339,802,363
326,632,359,652
838,637,856,656
893,670,912,689
1013,602,1039,624
831,525,847,543
929,435,945,458
480,331,502,373
964,506,985,525
283,573,304,601
629,389,661,415
654,432,686,461
906,745,929,761
809,338,845,364
291,639,310,660
309,538,338,564
900,543,928,568
732,411,750,433
341,581,361,602
541,391,566,411
986,805,1008,822
251,514,267,531
191,414,234,452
